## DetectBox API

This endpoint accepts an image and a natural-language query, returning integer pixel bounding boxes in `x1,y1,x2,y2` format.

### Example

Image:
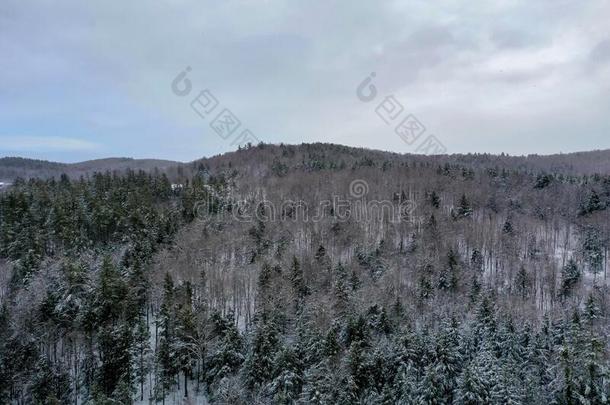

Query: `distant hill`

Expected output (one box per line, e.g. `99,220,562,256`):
192,143,610,178
2,144,610,183
448,149,610,175
0,156,182,182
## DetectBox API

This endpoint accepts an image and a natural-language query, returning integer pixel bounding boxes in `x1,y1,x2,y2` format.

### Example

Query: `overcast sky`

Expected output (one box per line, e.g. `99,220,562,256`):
1,0,609,162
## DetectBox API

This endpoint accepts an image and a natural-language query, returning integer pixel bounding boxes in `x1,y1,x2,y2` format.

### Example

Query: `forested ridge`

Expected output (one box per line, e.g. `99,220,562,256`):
0,157,180,182
0,143,609,404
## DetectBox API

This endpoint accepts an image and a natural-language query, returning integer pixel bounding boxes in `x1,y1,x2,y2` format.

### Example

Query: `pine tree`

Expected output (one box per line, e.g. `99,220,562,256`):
346,340,369,398
580,227,604,279
491,363,524,405
175,282,198,398
394,361,418,404
579,189,605,215
438,267,450,291
583,326,608,405
583,293,601,325
257,262,273,315
96,322,134,401
559,259,580,298
534,173,553,189
268,345,304,403
430,190,441,209
470,249,484,274
502,218,514,235
418,265,434,303
469,273,481,303
418,361,447,404
454,363,489,405
447,249,460,291
30,357,72,405
289,256,309,306
244,318,279,388
155,273,178,401
132,318,151,402
454,365,490,405
554,346,580,405
323,323,341,358
205,311,244,385
96,255,127,326
301,359,336,404
514,266,531,299
349,269,361,291
421,324,462,403
455,194,473,219
333,263,350,315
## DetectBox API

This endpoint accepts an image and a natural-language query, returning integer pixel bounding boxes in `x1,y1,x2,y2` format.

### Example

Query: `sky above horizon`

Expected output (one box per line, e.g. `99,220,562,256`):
1,0,610,163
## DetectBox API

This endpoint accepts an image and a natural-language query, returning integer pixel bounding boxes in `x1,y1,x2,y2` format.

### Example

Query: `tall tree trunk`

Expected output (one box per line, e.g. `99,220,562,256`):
184,370,188,398
140,350,144,401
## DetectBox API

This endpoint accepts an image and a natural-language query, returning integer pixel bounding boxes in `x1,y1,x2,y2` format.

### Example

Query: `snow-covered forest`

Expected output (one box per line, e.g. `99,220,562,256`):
0,143,609,404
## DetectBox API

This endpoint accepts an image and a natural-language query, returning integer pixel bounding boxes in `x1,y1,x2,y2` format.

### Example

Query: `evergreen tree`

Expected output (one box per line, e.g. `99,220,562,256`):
579,189,605,215
584,293,601,325
580,227,604,279
333,263,350,315
455,194,473,219
559,259,580,298
323,323,341,358
454,363,489,405
289,256,309,306
430,190,441,209
96,256,127,326
175,282,198,398
346,340,369,398
155,273,178,400
301,359,336,404
468,273,481,303
244,318,279,389
514,266,531,299
205,311,244,385
393,361,418,404
447,249,460,291
470,249,484,274
418,265,434,303
418,361,448,404
96,322,134,401
30,357,72,405
257,263,273,314
132,318,151,402
267,345,304,403
502,218,514,235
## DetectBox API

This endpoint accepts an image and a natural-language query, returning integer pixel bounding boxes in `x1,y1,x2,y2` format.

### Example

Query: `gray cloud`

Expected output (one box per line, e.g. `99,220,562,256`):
491,29,537,50
590,39,610,64
0,0,609,161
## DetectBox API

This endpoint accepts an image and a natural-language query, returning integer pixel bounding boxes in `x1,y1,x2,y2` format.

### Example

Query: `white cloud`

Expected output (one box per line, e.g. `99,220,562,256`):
0,136,101,152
